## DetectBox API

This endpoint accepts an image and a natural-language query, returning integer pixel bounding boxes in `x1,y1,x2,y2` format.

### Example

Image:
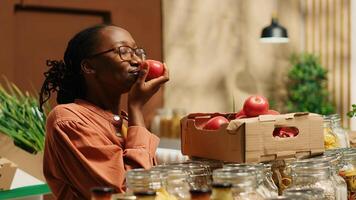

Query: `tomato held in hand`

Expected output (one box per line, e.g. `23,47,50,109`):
203,116,229,130
144,59,164,80
243,95,269,117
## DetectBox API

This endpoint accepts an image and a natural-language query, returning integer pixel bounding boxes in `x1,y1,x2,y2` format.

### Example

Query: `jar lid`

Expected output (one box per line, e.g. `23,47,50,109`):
189,188,212,195
114,194,137,200
211,182,232,188
91,186,115,194
133,191,156,196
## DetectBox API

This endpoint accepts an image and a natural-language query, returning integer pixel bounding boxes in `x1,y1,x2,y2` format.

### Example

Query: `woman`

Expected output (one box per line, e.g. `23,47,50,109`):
39,24,169,199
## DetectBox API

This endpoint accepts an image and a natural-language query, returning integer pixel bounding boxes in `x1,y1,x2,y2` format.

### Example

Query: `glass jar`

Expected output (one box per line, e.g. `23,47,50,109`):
126,169,162,194
324,117,340,149
223,163,278,198
211,183,233,200
212,168,264,200
91,187,114,200
331,114,350,148
169,161,212,190
288,160,336,200
165,169,191,200
311,151,348,200
339,149,356,199
283,188,324,200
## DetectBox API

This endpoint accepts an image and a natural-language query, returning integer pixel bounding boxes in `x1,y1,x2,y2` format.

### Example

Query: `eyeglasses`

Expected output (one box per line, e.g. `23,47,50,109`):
87,46,146,61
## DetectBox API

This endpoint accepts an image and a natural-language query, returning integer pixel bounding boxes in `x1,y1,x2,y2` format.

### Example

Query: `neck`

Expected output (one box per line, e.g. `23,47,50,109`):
85,89,121,115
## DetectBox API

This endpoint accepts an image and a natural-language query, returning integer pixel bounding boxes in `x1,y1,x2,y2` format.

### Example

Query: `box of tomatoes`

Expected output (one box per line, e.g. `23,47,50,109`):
180,111,324,163
181,95,325,163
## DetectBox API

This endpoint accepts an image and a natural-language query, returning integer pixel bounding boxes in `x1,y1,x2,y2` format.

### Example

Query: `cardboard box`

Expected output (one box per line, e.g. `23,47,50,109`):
0,134,44,181
0,158,17,190
181,112,324,163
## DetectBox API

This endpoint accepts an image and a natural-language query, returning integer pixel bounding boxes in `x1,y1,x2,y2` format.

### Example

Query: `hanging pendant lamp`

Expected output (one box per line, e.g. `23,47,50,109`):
260,14,289,43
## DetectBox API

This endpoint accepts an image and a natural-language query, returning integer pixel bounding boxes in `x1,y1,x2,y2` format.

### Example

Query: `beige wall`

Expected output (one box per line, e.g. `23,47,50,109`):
163,0,302,113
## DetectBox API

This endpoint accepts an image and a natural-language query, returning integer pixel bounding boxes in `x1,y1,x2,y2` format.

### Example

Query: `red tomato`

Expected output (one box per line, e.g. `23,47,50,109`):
203,116,229,130
243,95,269,117
266,109,280,115
144,59,164,80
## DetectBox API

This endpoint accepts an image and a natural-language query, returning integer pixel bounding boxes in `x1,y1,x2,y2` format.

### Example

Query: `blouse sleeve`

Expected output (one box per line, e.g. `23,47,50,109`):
46,119,159,198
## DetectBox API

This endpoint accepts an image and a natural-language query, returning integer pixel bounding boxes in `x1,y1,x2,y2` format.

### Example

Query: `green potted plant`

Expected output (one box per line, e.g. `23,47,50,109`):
0,79,48,153
285,53,335,115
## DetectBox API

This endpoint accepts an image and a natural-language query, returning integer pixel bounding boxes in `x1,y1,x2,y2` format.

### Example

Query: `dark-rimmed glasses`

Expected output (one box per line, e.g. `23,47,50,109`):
87,46,146,61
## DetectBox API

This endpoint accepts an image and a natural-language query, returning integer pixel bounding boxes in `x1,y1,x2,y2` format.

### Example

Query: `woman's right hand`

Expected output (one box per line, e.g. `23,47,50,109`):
128,62,169,109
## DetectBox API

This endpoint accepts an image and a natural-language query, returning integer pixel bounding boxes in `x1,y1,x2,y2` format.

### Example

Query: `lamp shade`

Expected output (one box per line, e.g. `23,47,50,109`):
260,18,288,43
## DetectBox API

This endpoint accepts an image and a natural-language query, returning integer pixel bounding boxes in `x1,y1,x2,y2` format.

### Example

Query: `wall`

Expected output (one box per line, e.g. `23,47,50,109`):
163,0,302,113
302,0,352,128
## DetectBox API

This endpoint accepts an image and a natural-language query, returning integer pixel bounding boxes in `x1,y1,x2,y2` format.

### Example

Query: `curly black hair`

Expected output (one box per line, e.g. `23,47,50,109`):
39,24,112,110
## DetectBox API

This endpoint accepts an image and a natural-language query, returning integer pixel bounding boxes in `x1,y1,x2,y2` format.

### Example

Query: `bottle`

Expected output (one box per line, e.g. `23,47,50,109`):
151,108,164,136
189,188,211,200
90,186,114,200
160,109,173,138
210,182,233,200
170,108,186,138
134,191,157,200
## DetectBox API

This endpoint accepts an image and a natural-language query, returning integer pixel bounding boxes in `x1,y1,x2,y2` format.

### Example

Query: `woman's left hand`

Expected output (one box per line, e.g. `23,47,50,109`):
128,62,169,108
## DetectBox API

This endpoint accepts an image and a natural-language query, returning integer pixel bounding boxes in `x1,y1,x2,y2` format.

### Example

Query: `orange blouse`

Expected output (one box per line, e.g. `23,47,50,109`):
43,99,159,199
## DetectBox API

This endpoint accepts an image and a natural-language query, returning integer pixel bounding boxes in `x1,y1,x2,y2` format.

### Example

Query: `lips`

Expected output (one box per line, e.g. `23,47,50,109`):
128,68,140,77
